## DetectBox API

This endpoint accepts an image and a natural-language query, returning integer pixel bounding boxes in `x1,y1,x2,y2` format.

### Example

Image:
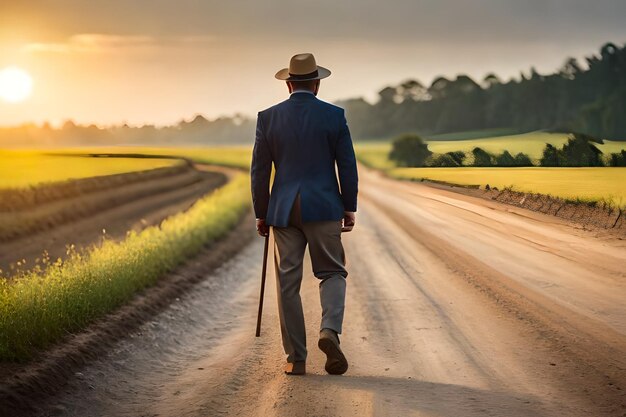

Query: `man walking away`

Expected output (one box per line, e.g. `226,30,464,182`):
250,53,358,376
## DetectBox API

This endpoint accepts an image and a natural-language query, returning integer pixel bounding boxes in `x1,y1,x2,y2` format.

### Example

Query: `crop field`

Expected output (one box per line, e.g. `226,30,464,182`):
0,168,250,360
54,146,253,170
0,147,255,360
356,132,626,170
390,167,626,207
0,150,182,189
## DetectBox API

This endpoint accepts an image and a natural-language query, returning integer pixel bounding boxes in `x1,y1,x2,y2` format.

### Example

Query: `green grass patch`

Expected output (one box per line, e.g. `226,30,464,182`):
389,167,626,208
426,128,523,141
354,143,397,170
0,173,250,361
0,150,181,189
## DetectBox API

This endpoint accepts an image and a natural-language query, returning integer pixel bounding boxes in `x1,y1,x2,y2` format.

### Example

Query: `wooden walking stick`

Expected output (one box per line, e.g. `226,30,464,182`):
255,233,270,337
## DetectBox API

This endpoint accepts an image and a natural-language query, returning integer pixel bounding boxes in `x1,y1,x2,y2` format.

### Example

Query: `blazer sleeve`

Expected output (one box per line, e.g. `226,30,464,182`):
335,109,359,212
250,112,272,219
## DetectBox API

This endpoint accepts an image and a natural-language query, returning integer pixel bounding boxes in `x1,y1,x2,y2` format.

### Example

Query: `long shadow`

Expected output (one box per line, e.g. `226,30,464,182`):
280,374,548,417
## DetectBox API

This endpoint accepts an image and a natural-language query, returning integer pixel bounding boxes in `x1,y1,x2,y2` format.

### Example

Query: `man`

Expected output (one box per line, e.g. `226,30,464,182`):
250,53,358,376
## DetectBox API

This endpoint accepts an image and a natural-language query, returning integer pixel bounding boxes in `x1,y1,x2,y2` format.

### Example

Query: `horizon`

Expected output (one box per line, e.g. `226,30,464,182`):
1,40,623,130
2,1,626,127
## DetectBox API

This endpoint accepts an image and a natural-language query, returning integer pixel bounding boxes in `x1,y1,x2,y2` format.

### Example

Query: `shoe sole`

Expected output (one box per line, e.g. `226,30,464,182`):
284,362,306,375
318,338,348,375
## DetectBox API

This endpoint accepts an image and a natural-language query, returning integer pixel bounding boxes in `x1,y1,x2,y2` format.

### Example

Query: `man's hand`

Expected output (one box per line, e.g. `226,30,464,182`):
256,218,269,237
342,211,356,233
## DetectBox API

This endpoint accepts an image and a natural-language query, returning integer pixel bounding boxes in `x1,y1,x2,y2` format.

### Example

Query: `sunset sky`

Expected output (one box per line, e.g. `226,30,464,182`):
1,0,626,127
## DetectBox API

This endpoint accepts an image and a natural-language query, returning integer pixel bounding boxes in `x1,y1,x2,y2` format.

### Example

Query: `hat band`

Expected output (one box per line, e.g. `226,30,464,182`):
288,69,319,80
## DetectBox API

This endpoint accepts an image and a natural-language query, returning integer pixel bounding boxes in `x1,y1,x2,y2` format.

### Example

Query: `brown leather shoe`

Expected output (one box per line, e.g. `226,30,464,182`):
284,361,306,375
318,328,348,375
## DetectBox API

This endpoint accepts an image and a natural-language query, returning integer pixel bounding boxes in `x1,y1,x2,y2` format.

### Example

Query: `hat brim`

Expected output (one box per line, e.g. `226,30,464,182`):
275,66,331,81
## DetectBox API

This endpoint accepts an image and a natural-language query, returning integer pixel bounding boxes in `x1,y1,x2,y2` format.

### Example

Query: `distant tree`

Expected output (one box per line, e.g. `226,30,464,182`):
429,153,460,167
472,147,493,166
446,151,466,166
559,58,582,80
482,73,501,89
338,42,626,140
529,67,542,81
377,86,398,103
450,75,482,96
388,134,432,167
540,144,560,167
428,77,452,100
560,133,604,166
397,79,429,102
600,42,619,59
494,150,516,166
513,152,533,166
609,150,626,166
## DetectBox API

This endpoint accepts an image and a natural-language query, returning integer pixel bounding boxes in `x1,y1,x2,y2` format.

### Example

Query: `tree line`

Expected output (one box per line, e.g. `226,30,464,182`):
338,42,626,141
0,114,255,148
389,133,626,168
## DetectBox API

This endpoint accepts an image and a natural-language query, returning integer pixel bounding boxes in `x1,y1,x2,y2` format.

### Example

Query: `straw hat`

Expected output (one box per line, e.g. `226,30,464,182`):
275,53,331,81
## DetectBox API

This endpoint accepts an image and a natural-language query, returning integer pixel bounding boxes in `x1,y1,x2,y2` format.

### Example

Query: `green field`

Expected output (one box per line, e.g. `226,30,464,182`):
356,132,626,170
427,127,523,141
0,150,181,189
390,167,626,207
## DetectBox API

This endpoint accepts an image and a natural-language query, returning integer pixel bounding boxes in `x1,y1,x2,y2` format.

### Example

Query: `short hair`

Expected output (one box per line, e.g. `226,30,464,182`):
288,79,319,91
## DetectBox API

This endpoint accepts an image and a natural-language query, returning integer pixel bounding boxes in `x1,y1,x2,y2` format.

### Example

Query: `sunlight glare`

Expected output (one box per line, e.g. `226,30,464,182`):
0,67,33,103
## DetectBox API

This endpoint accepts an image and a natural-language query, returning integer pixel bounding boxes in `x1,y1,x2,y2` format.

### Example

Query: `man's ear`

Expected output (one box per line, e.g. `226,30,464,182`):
314,80,320,95
287,81,293,93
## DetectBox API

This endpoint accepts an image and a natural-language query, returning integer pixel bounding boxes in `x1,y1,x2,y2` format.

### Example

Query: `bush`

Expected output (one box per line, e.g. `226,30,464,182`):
541,133,604,167
446,151,466,166
472,147,493,166
540,143,560,166
429,153,460,167
388,134,432,167
561,133,604,166
609,150,626,167
495,150,516,166
513,152,533,166
494,150,534,167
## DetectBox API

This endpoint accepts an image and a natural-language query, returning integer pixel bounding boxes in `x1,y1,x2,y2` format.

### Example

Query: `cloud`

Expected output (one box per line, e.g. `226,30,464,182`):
23,33,215,54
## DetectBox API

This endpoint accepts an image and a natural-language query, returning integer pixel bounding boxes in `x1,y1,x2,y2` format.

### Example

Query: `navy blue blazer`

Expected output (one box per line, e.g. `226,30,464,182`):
250,92,358,228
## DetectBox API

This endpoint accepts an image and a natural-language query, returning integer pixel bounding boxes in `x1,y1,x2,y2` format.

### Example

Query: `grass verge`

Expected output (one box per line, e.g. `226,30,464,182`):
0,173,250,361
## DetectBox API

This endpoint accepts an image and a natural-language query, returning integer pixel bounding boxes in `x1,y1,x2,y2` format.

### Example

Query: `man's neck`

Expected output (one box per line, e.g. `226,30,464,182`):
290,89,315,96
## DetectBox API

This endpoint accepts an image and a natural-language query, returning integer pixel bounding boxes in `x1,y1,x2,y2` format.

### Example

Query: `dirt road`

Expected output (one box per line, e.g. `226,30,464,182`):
37,165,626,417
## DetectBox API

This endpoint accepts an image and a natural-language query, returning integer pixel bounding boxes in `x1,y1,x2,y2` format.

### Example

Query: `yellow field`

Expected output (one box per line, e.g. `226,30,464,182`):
0,150,181,189
53,146,253,169
390,167,626,207
356,132,626,170
133,146,252,169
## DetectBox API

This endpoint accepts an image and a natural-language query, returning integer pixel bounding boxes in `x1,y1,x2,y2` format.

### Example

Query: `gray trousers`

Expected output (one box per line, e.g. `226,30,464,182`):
272,195,348,363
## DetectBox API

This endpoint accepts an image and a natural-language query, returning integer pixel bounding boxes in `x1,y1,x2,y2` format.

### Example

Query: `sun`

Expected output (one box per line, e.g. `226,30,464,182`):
0,67,33,103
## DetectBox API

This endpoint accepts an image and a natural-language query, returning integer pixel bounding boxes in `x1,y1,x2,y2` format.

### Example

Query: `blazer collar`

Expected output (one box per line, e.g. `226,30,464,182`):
289,91,317,101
